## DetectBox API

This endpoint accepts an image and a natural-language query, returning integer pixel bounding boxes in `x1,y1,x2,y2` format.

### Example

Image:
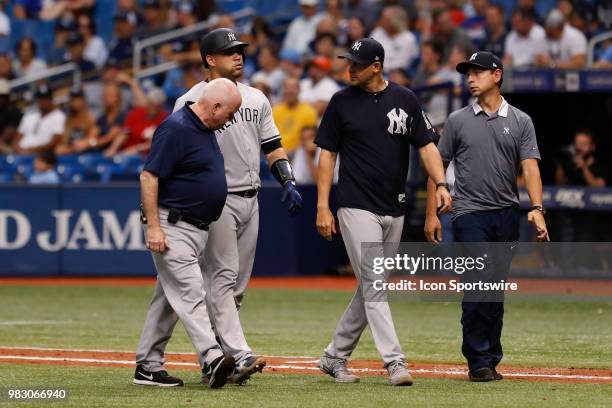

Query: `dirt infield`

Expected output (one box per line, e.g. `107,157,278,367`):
1,276,612,295
0,347,610,384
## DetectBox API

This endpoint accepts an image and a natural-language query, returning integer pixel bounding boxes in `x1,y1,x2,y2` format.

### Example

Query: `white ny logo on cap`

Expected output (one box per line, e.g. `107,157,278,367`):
228,32,236,41
352,41,362,51
470,53,478,61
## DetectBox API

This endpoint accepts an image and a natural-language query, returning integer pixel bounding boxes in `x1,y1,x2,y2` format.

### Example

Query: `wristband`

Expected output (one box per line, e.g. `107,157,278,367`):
530,205,546,215
436,182,449,190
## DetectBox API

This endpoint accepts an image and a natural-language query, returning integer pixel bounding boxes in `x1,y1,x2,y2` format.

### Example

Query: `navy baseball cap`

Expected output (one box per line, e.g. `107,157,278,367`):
66,32,85,46
456,51,503,74
339,38,385,66
35,84,52,99
114,10,137,25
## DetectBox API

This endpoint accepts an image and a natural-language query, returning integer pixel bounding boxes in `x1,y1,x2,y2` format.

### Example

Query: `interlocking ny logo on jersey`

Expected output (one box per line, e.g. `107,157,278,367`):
352,41,362,51
386,108,408,135
228,32,237,41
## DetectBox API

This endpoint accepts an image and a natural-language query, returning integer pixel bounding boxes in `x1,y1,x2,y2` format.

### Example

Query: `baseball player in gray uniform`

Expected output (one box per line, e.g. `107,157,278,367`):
134,28,302,386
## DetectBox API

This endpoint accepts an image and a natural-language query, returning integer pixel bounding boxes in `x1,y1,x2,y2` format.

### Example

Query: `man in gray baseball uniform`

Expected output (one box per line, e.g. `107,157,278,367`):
134,28,302,385
134,78,241,388
315,38,451,386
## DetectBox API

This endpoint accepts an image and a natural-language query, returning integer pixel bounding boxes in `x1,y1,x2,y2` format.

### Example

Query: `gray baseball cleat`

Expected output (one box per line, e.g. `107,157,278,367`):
319,354,360,383
229,355,267,385
387,360,413,386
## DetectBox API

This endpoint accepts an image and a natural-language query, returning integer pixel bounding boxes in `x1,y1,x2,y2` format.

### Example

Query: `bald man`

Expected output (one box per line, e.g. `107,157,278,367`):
134,78,241,389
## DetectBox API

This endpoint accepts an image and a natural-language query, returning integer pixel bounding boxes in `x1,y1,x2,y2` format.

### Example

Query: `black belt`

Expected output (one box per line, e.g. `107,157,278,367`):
144,205,211,231
229,188,259,198
174,212,210,231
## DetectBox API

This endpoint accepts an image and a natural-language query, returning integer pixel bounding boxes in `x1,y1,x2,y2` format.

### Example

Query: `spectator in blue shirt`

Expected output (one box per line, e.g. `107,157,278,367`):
29,150,60,184
593,40,612,68
462,0,490,49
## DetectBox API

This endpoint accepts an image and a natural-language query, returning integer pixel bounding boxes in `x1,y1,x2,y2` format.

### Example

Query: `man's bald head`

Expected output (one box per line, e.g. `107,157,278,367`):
193,78,242,130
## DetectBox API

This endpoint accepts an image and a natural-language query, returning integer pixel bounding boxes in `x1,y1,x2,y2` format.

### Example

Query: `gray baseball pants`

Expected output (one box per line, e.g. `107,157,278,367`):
136,208,223,371
136,195,258,369
202,193,259,363
324,207,406,366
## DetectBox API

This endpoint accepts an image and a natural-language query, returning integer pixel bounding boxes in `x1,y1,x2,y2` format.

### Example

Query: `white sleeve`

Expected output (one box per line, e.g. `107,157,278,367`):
282,21,299,51
259,96,280,145
322,81,340,102
504,34,513,59
173,94,187,113
17,114,28,134
173,83,206,113
51,112,66,135
569,31,587,56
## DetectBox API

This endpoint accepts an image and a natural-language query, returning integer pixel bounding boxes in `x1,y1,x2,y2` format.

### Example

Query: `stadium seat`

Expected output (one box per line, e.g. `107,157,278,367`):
113,155,143,168
0,170,16,183
6,154,34,167
57,155,81,166
97,164,140,183
16,164,34,179
57,164,86,183
259,158,274,181
78,153,113,169
0,155,10,171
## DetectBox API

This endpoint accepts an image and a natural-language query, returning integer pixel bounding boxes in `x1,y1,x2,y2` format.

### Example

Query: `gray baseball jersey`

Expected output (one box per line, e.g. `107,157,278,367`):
437,98,540,220
173,81,281,191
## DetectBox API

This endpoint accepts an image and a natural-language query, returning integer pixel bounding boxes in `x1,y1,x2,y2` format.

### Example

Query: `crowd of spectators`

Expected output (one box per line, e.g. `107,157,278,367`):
0,0,610,186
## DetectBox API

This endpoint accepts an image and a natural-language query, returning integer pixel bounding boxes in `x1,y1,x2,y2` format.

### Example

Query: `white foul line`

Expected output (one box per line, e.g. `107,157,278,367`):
0,346,313,359
0,355,610,381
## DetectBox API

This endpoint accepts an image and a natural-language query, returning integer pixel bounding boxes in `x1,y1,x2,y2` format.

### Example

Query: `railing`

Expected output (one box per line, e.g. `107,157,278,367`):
8,63,80,91
412,81,457,123
587,30,612,66
132,7,255,76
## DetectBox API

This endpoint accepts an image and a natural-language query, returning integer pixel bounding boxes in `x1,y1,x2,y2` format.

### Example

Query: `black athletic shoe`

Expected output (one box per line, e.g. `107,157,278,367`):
203,353,235,389
492,369,503,381
468,367,495,382
133,365,184,387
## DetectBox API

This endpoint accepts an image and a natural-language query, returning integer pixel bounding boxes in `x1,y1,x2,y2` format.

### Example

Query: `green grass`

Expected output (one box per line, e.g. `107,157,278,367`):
1,365,611,408
0,286,610,368
0,285,611,407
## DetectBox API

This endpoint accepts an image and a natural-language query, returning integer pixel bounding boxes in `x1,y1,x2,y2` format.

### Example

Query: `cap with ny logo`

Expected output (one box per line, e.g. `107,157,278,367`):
456,51,503,74
339,38,385,66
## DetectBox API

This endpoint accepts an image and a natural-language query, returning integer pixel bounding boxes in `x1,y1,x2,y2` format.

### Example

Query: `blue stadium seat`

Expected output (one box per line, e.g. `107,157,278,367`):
57,155,81,166
0,155,10,170
78,153,113,169
113,155,143,168
57,164,86,183
96,164,139,183
0,169,16,183
259,158,274,181
6,154,34,167
16,164,34,179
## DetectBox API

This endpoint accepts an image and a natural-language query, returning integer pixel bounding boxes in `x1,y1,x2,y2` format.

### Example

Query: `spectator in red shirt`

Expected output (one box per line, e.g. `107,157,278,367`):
108,87,167,156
